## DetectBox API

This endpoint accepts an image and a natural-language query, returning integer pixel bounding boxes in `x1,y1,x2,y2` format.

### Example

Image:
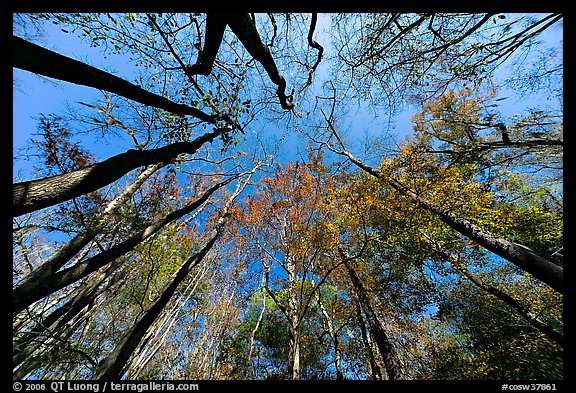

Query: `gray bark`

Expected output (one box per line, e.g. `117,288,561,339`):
94,170,253,380
13,35,215,123
16,163,163,290
95,231,220,379
286,259,301,380
13,128,223,217
421,231,563,345
13,175,236,314
325,121,563,293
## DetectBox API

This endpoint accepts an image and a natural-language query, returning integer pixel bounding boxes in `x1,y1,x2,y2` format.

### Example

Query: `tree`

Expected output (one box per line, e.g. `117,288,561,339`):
432,272,562,379
13,12,562,380
318,113,562,293
225,161,341,379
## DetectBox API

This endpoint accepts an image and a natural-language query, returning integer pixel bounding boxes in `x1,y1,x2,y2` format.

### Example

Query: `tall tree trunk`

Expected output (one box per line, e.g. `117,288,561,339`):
341,250,405,380
16,163,163,290
420,230,563,345
287,328,301,380
13,35,215,123
13,175,237,315
13,260,126,367
247,273,267,377
94,171,253,380
355,302,383,380
94,231,220,380
13,129,224,217
13,275,109,380
125,264,210,379
185,14,294,110
286,259,301,380
315,291,344,380
325,121,563,293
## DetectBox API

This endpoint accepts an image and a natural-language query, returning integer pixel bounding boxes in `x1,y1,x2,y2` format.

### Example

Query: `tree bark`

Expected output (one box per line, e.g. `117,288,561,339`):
13,127,222,217
315,290,344,380
420,230,563,346
185,13,294,110
13,261,127,371
416,196,563,293
13,175,236,315
95,231,220,380
94,171,252,380
13,35,215,123
286,259,301,380
124,263,209,379
287,328,301,380
355,302,383,380
16,163,163,290
185,14,227,77
341,250,405,380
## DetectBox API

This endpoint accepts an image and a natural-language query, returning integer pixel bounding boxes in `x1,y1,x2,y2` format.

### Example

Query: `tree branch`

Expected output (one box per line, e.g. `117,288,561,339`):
13,35,216,123
320,111,563,293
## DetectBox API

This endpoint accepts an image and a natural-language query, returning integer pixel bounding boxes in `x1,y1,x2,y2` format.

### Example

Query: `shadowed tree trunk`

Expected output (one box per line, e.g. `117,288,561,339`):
355,301,383,380
13,261,128,376
94,171,253,380
13,35,216,123
16,163,164,290
13,127,224,217
341,250,406,380
324,116,563,294
95,230,220,380
13,175,238,315
185,13,294,110
422,231,564,346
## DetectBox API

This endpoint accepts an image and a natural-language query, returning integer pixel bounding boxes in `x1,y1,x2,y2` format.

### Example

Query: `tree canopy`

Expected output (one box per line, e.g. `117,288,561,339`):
13,12,563,382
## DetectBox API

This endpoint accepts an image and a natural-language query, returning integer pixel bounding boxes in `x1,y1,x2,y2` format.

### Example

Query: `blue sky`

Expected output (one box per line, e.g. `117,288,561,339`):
12,15,418,183
13,18,147,181
13,14,562,182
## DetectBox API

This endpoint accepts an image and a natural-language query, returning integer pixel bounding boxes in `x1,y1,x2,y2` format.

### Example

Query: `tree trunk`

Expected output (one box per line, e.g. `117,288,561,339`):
13,35,215,123
460,263,563,346
13,258,128,371
124,263,209,379
13,175,236,315
415,193,563,293
94,231,220,379
247,275,267,376
13,129,223,217
341,250,405,380
315,292,344,379
185,14,294,110
286,259,301,380
287,328,301,380
328,129,563,293
94,170,252,380
225,14,294,110
355,302,383,380
16,163,163,290
420,231,563,346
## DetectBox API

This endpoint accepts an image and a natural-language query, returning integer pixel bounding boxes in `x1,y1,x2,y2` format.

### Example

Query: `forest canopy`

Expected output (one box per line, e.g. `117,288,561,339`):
12,12,563,381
